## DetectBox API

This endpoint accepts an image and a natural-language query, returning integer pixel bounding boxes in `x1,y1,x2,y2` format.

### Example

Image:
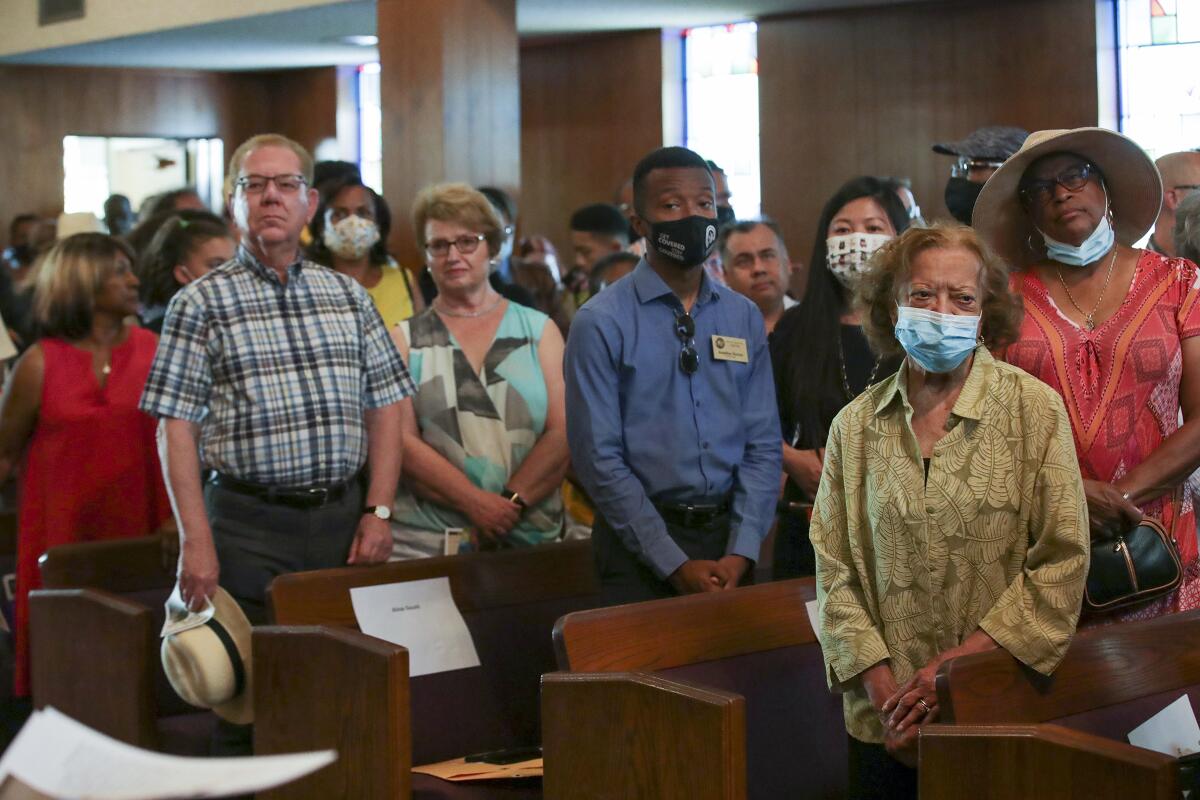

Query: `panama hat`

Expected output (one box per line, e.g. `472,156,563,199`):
161,587,253,725
972,127,1162,269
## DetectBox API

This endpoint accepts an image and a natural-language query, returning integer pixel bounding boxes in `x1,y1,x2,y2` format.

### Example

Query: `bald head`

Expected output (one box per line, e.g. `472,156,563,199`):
1152,151,1200,256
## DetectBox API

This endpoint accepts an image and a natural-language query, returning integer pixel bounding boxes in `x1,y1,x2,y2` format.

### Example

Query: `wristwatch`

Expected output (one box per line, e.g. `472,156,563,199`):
501,487,528,509
364,504,392,521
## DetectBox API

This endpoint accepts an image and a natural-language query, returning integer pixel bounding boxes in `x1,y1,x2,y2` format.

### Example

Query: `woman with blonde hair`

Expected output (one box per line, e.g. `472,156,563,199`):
0,233,171,698
388,183,567,557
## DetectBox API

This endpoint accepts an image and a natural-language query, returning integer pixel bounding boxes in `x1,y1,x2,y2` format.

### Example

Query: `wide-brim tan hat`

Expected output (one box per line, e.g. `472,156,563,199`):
161,587,253,724
972,127,1162,269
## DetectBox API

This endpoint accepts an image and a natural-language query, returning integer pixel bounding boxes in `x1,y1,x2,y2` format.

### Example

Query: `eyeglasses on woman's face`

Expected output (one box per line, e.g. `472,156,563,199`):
1019,162,1097,207
424,233,487,259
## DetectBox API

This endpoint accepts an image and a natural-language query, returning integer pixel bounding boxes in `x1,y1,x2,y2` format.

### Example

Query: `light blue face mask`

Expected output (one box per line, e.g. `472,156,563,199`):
1037,185,1115,268
894,305,981,374
1040,213,1115,267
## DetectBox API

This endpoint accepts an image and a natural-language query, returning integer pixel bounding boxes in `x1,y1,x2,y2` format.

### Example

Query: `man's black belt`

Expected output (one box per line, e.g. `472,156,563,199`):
653,499,731,528
207,471,354,509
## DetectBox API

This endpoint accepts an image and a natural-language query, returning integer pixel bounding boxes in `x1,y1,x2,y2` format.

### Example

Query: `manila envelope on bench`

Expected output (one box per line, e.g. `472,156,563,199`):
413,757,543,782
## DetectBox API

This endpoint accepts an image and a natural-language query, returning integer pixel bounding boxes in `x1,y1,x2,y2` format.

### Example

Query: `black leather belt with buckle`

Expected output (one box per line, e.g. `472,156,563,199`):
653,499,732,528
207,471,354,509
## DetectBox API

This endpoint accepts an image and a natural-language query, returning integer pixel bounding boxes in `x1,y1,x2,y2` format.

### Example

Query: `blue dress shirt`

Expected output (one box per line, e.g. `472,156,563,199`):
564,259,782,579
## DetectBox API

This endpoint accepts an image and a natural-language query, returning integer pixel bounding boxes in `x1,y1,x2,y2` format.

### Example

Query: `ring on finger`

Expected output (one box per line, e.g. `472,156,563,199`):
917,698,931,713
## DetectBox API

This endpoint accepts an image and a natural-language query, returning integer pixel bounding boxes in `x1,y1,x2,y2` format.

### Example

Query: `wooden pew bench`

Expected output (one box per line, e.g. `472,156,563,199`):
29,535,215,754
920,609,1200,799
259,539,601,800
543,578,846,800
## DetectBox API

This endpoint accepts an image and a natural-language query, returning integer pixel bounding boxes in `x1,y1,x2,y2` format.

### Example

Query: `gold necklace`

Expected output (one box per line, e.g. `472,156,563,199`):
1055,247,1118,332
433,294,503,318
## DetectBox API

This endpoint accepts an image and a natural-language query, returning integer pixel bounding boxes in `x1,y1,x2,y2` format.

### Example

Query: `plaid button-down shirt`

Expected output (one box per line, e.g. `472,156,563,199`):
139,247,414,487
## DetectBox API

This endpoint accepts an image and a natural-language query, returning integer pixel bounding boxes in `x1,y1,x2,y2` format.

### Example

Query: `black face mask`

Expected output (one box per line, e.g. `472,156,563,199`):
716,205,736,230
944,177,984,225
648,215,718,268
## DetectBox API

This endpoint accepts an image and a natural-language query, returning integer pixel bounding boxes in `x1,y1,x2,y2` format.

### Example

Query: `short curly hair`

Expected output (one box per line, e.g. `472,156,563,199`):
857,222,1023,359
411,183,504,261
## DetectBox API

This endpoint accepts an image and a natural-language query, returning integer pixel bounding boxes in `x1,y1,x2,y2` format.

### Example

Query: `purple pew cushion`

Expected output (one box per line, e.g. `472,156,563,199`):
658,643,846,800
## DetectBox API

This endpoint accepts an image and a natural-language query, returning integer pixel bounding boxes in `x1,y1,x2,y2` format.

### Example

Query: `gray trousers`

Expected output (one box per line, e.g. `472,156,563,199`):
204,479,363,625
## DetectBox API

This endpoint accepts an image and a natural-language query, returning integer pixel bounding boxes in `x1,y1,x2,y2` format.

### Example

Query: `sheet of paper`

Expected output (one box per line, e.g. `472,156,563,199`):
805,599,820,637
1128,694,1200,757
350,576,481,677
0,707,336,799
413,757,543,782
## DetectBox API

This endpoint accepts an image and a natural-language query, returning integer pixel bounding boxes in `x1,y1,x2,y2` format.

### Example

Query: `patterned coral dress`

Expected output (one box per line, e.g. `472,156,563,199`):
1005,250,1200,620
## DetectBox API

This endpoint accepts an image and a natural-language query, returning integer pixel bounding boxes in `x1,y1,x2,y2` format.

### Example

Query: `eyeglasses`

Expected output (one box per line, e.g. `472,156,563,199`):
951,157,1004,180
674,311,699,375
425,233,487,258
1176,184,1200,194
234,174,308,194
1019,162,1096,206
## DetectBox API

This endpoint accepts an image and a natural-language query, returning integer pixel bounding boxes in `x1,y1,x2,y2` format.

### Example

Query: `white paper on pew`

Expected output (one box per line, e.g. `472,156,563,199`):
805,599,821,637
349,576,481,677
0,707,335,799
1127,694,1200,757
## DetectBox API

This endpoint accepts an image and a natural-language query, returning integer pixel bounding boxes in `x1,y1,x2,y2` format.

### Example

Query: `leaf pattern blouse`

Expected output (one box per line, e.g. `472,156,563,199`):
810,346,1090,743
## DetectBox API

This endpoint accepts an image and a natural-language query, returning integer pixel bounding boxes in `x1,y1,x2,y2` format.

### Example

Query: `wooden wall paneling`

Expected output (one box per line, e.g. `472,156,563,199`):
0,64,336,242
758,0,1099,267
377,0,520,266
519,30,666,260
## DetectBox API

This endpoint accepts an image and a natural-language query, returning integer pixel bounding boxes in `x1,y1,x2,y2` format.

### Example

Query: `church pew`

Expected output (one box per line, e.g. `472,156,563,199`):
920,609,1200,798
29,535,196,751
544,577,845,800
259,539,601,799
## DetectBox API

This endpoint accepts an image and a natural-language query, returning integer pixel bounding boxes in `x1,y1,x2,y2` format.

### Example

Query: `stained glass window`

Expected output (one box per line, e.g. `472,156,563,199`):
1117,0,1200,158
684,23,761,220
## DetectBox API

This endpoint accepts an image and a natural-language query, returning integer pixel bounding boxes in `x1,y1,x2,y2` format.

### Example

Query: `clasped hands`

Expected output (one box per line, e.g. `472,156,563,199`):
863,659,942,768
668,555,750,594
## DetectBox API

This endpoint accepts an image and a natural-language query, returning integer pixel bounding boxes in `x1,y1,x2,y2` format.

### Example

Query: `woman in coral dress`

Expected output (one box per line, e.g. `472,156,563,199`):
0,233,171,697
975,127,1200,621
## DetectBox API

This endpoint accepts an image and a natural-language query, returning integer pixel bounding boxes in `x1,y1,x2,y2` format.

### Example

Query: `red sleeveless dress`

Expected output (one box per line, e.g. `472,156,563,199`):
14,327,171,696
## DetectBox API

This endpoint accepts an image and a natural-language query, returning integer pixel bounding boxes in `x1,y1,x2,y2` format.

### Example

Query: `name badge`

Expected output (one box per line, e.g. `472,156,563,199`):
711,335,748,363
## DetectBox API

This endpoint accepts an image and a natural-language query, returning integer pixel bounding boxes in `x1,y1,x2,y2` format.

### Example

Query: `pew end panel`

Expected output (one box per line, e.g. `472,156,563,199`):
919,723,1179,799
254,625,412,800
542,671,746,800
28,588,157,748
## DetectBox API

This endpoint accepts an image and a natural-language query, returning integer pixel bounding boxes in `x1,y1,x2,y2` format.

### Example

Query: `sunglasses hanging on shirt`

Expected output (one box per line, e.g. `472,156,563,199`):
674,311,700,375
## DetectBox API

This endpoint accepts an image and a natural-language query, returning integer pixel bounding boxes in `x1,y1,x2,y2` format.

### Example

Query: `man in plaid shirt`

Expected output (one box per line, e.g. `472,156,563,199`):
140,134,413,625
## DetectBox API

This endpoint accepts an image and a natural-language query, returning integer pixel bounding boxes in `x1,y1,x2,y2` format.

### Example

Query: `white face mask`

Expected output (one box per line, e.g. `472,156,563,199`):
825,233,892,286
323,214,380,260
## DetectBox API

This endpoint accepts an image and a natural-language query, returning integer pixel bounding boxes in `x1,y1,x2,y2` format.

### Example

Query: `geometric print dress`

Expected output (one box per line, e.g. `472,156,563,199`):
390,301,564,559
1005,249,1200,621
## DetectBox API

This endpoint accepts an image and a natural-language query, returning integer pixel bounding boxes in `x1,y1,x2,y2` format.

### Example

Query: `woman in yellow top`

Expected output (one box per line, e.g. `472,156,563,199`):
809,223,1090,799
308,176,423,327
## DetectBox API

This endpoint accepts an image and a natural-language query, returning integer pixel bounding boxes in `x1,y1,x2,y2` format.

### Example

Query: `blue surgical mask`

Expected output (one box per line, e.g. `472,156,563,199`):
894,305,980,374
1040,213,1115,267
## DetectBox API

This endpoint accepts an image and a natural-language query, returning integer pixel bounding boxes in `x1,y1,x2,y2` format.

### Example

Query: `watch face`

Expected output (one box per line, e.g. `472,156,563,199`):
372,505,391,521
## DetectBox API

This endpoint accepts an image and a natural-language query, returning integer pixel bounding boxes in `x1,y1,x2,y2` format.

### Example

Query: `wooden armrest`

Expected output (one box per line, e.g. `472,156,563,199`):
38,535,172,592
28,588,157,748
253,625,411,800
919,723,1179,799
542,671,746,800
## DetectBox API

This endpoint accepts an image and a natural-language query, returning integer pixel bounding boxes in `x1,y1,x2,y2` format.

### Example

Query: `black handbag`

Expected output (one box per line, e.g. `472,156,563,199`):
1084,517,1182,612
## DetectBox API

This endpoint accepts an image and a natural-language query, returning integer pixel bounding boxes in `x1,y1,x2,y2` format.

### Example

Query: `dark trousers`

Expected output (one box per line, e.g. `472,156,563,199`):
592,511,746,606
773,508,816,580
204,479,363,756
847,735,918,800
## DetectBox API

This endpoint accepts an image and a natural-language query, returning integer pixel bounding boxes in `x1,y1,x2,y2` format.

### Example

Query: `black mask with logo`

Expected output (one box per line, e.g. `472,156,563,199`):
944,177,984,225
648,215,718,268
